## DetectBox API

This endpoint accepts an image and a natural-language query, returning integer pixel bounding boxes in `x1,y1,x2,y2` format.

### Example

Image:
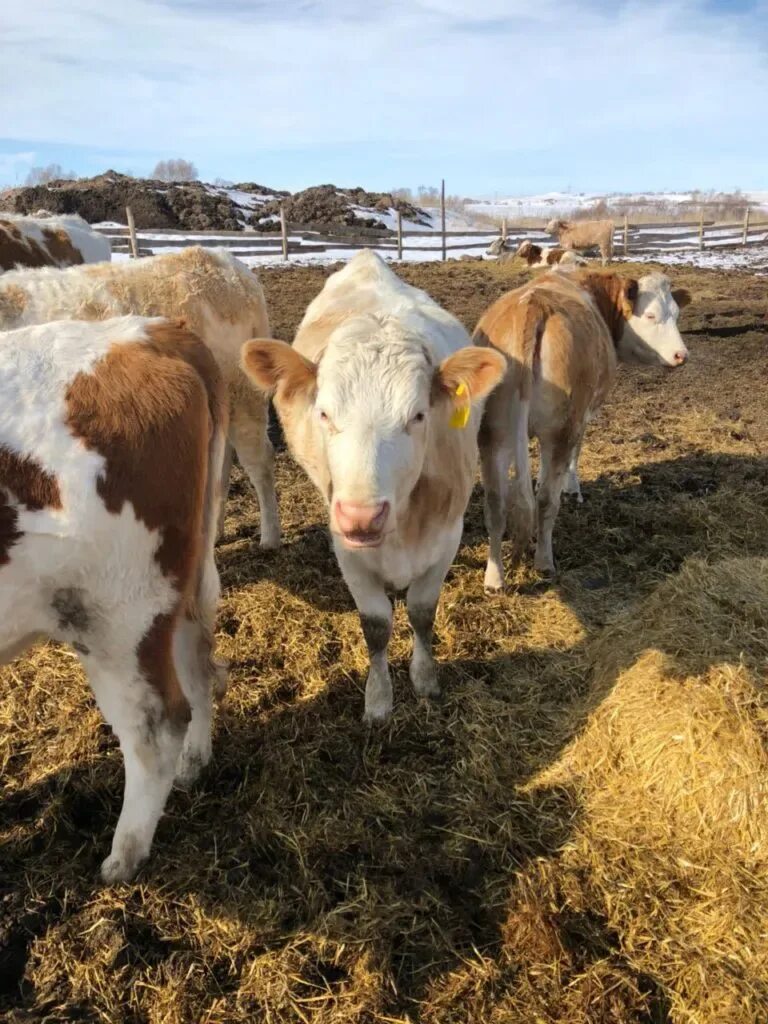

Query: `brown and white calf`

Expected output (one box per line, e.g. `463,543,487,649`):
514,239,588,268
242,250,505,721
0,212,111,271
486,236,586,267
0,315,228,881
545,218,615,265
0,247,280,546
476,270,692,591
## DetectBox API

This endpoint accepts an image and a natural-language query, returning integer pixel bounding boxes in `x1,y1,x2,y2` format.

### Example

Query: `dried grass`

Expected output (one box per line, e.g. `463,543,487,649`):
1,260,767,1022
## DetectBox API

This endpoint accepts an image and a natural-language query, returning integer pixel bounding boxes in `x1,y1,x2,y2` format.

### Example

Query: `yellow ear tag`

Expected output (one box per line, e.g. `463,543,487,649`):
449,381,471,429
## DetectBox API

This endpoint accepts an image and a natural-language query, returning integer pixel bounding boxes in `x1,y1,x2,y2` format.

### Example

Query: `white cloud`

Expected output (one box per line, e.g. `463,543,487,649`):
1,0,766,188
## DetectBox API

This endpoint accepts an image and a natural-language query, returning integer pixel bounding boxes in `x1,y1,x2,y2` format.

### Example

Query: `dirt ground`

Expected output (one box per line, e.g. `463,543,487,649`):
1,260,767,1023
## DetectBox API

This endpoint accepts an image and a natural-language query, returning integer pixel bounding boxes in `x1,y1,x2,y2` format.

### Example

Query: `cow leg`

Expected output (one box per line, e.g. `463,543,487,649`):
534,434,571,576
406,534,459,699
87,623,189,883
508,399,536,565
480,438,513,594
336,552,393,723
229,400,281,551
216,440,235,538
562,434,585,503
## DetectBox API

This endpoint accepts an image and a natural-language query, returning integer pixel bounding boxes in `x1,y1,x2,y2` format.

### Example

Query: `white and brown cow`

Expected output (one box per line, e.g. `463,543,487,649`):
475,270,692,591
0,213,111,271
486,236,586,267
514,239,588,268
0,315,228,881
0,247,280,547
241,250,505,722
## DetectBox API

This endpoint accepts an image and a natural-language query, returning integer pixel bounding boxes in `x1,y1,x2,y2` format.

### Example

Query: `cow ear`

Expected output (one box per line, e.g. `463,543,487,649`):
622,278,639,318
241,339,317,401
435,346,507,408
672,288,692,309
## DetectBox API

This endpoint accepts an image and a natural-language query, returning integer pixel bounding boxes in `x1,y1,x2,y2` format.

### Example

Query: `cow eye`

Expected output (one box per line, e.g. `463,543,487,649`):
408,411,426,430
645,312,657,321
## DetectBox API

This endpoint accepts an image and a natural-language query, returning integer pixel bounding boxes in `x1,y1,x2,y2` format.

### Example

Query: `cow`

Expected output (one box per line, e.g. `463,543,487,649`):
475,270,692,592
0,213,111,271
241,250,506,722
0,315,228,881
486,236,587,267
514,239,588,268
0,247,280,547
545,218,615,265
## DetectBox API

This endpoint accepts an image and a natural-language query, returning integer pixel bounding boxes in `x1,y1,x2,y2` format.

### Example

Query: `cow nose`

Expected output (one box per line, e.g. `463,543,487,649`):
335,500,390,535
672,350,688,365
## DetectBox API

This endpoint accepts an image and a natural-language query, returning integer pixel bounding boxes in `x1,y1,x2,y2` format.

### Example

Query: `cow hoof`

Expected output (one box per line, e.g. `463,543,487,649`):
101,842,145,884
259,531,281,551
410,664,440,698
363,705,392,726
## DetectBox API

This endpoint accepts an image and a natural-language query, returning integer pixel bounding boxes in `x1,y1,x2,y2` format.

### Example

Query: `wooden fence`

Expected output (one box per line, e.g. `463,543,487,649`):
103,206,768,262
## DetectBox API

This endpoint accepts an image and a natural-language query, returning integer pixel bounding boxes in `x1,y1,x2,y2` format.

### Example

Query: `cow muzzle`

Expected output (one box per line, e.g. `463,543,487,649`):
333,500,391,548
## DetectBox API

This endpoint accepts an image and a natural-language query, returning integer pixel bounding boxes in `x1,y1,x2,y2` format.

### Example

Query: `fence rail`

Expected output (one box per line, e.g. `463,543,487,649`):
96,210,768,262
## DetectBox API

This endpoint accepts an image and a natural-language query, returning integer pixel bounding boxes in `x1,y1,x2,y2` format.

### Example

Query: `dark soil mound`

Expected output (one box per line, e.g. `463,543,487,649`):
0,171,246,231
252,183,430,231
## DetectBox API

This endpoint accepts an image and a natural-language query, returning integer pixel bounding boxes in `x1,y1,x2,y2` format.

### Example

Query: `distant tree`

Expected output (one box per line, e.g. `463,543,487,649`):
24,163,77,185
152,158,198,182
214,177,235,188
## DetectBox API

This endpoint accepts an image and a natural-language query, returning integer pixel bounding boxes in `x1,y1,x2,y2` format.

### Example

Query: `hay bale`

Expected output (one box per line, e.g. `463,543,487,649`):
529,557,768,1022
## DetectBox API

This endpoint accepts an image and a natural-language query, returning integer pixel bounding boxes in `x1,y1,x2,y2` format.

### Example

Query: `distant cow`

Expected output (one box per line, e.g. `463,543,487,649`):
0,247,280,547
241,250,505,721
514,239,588,268
475,270,691,591
0,213,110,271
0,315,228,881
486,237,586,267
545,218,615,265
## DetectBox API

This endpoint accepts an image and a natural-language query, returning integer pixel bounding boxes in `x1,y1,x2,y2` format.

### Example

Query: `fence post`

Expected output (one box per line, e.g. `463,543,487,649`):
441,179,446,262
623,214,629,257
397,208,403,260
125,206,139,259
743,206,750,246
698,209,705,251
501,217,508,242
280,205,288,262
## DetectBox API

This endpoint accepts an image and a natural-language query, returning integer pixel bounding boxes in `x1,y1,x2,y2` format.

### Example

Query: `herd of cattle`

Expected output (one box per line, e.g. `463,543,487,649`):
0,212,690,882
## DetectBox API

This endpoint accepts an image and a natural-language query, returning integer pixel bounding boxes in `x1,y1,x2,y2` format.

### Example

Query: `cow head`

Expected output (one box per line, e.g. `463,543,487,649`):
515,240,533,258
242,316,505,549
486,236,509,257
545,218,567,236
616,273,691,368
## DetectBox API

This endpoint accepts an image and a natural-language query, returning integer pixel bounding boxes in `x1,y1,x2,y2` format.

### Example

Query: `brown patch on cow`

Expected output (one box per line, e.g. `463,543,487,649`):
0,220,51,271
546,248,567,266
524,244,543,266
0,284,28,325
41,228,84,267
0,489,21,566
574,272,638,343
65,321,222,584
137,613,192,726
0,446,62,511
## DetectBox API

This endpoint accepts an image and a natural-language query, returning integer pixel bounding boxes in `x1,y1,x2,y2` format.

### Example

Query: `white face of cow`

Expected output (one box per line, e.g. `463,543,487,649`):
617,273,691,368
241,316,506,550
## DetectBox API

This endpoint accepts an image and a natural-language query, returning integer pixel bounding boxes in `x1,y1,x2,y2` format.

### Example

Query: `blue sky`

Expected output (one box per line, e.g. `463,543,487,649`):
1,0,767,195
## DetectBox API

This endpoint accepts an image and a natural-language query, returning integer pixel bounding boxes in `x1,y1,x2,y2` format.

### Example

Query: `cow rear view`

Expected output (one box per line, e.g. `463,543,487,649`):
0,315,228,881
